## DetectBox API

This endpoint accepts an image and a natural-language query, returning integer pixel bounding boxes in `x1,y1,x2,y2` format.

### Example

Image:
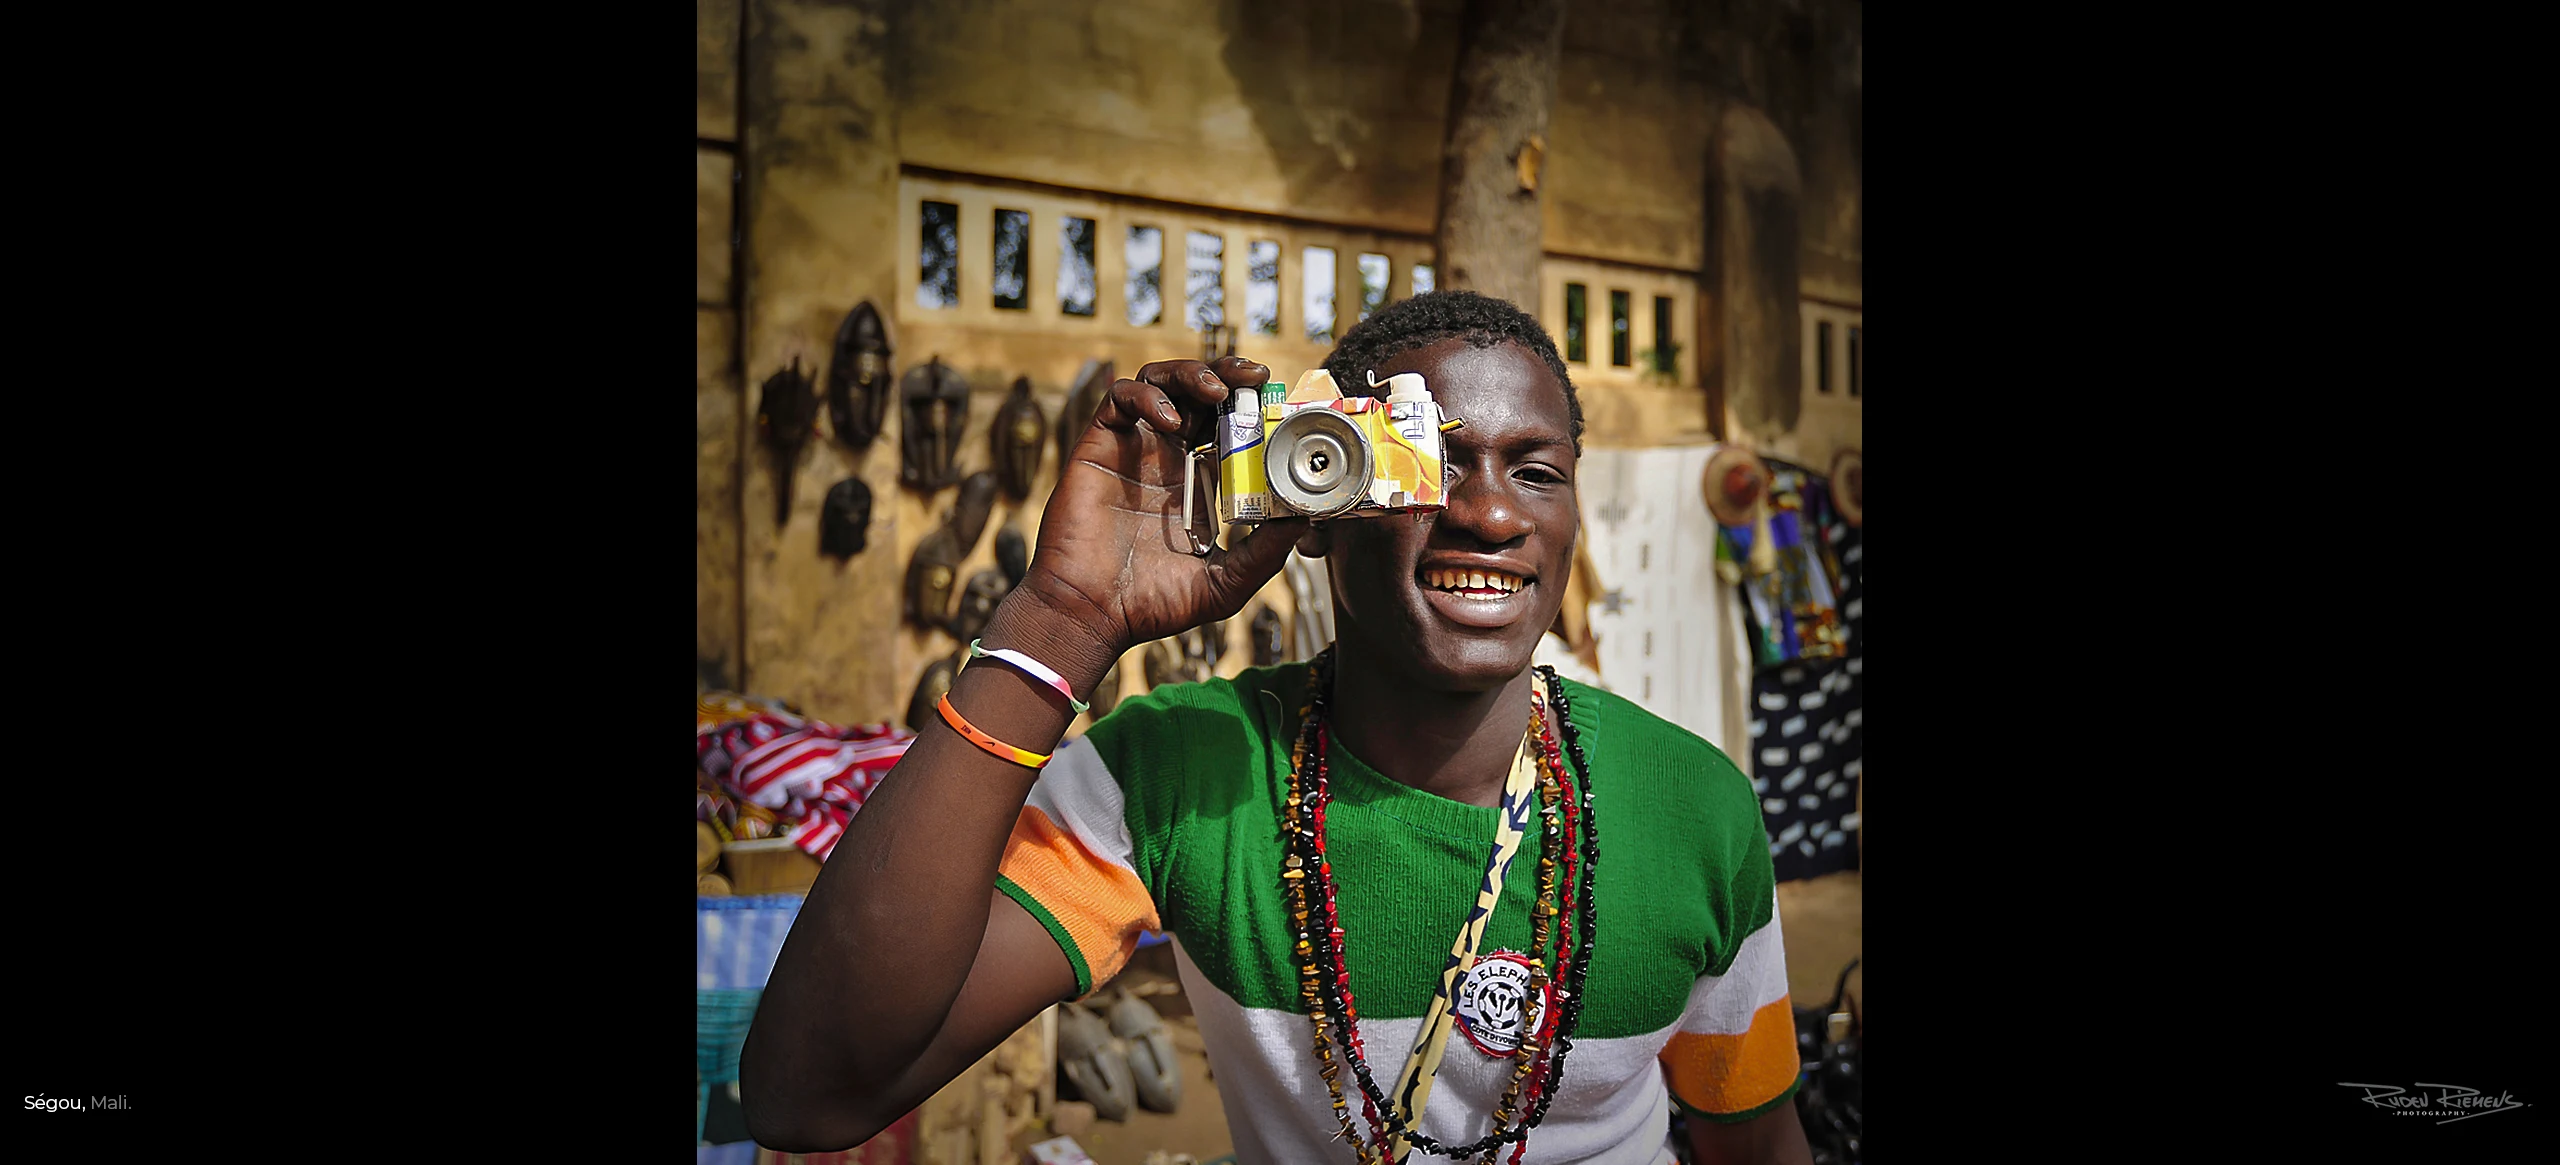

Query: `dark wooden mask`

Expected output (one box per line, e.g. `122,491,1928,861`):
994,527,1028,588
1250,604,1285,667
820,478,873,558
905,524,963,629
1057,360,1114,476
991,376,1048,500
906,652,959,733
949,471,999,556
1088,659,1122,721
755,356,820,525
900,358,970,491
826,302,893,447
950,569,1010,643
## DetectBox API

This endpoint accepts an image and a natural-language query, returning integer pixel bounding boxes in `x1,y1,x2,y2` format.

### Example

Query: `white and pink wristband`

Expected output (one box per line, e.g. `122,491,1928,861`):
966,639,1093,715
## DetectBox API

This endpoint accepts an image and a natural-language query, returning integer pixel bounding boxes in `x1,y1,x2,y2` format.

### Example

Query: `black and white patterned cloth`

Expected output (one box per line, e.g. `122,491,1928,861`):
1748,509,1861,884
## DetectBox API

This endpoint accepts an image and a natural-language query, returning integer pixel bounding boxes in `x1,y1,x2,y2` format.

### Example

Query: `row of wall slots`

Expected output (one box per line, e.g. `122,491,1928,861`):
916,200,1683,373
1814,320,1863,397
918,200,1414,343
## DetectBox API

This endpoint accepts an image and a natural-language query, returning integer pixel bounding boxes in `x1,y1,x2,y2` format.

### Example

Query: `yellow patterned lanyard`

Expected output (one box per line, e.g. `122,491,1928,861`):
1382,673,1546,1160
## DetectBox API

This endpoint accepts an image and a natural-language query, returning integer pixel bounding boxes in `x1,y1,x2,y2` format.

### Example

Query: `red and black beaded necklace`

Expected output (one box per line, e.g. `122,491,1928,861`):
1282,649,1602,1164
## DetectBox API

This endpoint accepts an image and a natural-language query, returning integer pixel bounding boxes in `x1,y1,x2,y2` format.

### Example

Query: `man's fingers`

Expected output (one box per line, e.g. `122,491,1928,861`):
1208,355,1271,391
1135,359,1234,410
1100,377,1182,433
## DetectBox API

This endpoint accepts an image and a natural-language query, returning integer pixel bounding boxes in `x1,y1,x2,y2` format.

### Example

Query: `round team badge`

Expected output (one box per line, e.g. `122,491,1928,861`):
1453,950,1552,1057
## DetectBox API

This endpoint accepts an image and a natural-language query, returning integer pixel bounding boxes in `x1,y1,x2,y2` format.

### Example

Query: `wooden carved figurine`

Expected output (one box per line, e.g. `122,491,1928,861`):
991,376,1048,501
899,358,970,492
755,356,820,525
826,302,894,447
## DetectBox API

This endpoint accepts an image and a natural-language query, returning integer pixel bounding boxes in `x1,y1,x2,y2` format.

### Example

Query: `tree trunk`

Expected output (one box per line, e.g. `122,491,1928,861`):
1705,101,1803,443
1432,0,1567,311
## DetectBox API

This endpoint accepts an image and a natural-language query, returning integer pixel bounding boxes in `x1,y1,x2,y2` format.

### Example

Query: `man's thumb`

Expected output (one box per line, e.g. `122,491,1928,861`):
1208,518,1311,606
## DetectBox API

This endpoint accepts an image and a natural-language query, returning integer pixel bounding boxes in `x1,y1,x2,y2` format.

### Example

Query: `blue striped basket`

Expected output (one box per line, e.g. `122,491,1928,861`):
697,988,762,1143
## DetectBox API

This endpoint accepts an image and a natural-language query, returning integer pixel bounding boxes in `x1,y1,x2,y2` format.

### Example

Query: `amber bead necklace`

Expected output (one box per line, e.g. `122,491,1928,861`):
1281,650,1601,1163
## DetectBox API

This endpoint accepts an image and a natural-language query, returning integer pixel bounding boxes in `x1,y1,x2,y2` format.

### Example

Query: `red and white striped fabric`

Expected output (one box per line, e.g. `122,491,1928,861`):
698,714,913,861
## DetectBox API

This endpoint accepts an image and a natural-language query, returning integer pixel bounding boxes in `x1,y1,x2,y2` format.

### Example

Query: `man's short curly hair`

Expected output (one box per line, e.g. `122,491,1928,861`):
1322,289,1583,455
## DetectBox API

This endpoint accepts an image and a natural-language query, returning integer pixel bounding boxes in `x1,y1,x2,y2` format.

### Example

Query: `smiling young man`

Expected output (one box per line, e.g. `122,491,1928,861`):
742,291,1811,1165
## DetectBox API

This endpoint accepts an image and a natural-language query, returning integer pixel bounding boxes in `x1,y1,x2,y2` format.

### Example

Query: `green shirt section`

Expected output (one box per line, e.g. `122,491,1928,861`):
1083,662,1776,1041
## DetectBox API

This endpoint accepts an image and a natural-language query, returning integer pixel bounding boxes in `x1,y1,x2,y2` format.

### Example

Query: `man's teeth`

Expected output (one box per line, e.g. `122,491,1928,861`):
1423,568,1526,594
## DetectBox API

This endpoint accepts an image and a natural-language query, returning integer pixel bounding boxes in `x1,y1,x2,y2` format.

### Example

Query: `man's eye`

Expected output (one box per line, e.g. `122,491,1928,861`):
1517,466,1566,486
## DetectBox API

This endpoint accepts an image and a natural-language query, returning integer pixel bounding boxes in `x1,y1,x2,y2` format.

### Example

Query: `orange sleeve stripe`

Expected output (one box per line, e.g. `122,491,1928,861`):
1659,995,1798,1115
995,804,1160,989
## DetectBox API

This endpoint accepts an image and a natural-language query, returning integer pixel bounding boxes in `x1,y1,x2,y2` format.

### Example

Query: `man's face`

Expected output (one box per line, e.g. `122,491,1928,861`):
1328,337,1579,693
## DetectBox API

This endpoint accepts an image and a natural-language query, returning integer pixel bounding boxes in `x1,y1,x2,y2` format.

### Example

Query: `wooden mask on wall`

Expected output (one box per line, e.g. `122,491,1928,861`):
820,478,873,558
905,652,959,733
949,471,998,556
755,356,819,525
950,569,1010,643
995,527,1028,588
826,302,894,447
900,358,970,492
1057,360,1113,475
992,376,1048,500
905,524,963,630
1088,660,1122,721
1249,604,1285,668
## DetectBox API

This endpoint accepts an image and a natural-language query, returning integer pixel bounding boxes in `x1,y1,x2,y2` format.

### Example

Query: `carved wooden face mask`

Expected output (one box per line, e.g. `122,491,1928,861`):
1143,638,1185,691
900,358,970,491
755,356,820,525
1057,360,1114,475
994,527,1028,588
1249,604,1285,667
826,302,893,447
951,569,1009,642
1144,624,1222,689
906,652,959,732
949,471,999,555
820,478,873,558
905,524,963,629
992,376,1048,500
1088,660,1122,721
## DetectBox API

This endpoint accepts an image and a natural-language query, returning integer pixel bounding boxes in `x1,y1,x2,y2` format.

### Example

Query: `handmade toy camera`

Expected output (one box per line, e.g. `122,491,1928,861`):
1193,368,1458,533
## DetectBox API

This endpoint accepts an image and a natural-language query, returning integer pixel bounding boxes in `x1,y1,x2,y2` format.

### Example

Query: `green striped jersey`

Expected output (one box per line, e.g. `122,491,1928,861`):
996,663,1798,1164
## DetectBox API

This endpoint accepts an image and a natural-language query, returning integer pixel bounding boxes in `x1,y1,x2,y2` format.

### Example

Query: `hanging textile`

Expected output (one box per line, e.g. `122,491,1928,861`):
698,701,914,862
1743,458,1859,883
1576,444,1747,754
1718,459,1847,668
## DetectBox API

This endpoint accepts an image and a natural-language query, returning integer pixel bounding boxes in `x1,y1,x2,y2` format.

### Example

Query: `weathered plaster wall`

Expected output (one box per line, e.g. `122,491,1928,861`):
699,0,740,140
737,0,909,723
699,307,743,691
1543,0,1711,271
693,0,1864,1052
1687,0,1860,463
896,0,1461,235
698,0,744,692
699,150,735,306
705,0,1860,727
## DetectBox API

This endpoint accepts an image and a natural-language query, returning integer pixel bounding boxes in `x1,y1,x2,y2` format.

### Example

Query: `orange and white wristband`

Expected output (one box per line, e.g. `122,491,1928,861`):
935,694,1053,769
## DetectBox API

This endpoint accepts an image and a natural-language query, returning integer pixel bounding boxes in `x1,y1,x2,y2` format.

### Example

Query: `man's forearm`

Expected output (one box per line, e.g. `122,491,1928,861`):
1686,1101,1816,1165
739,597,1112,1144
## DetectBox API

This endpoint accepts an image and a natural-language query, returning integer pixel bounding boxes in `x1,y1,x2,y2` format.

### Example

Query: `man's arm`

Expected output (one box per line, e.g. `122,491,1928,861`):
738,624,1087,1153
1685,1103,1815,1165
744,886,1077,1151
737,356,1305,1152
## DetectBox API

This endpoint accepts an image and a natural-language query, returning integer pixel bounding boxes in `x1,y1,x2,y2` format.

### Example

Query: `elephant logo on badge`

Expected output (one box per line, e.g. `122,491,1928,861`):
1454,950,1550,1057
